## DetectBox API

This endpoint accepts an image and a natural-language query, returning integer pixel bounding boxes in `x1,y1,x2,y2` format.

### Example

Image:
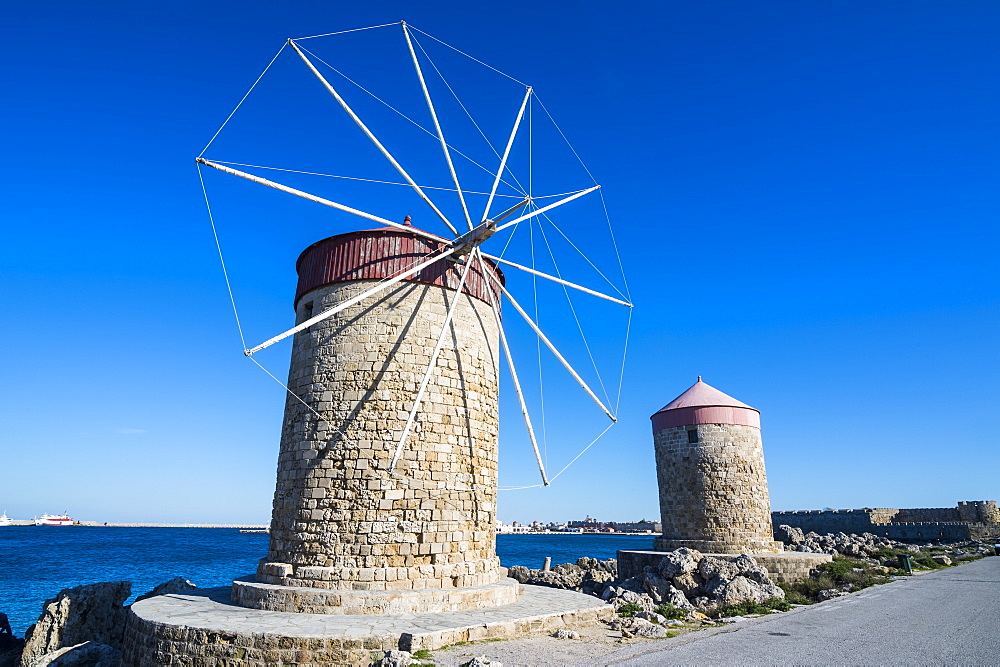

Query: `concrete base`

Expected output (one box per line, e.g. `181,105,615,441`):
121,584,613,665
232,576,521,615
654,537,785,554
618,549,833,583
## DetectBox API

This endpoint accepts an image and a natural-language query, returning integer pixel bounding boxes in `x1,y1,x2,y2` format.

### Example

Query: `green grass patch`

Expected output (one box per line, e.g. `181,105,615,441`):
954,552,987,563
816,557,867,579
779,585,813,605
912,556,946,569
872,547,907,561
617,602,643,618
781,556,892,602
653,603,687,620
709,597,791,619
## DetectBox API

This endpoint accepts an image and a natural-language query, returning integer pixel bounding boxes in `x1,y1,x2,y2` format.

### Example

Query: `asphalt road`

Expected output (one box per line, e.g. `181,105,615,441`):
603,556,1000,665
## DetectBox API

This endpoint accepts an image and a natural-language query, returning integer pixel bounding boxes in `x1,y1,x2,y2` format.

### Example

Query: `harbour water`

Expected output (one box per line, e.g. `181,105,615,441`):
0,527,654,635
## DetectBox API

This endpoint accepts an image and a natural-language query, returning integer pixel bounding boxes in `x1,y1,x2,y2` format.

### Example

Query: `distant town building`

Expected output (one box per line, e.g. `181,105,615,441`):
566,518,662,533
497,518,660,534
496,521,532,534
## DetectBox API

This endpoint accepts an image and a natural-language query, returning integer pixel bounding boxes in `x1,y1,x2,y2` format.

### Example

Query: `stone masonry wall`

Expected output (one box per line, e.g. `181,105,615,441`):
868,508,900,524
771,510,879,535
120,601,611,666
257,278,501,592
894,507,961,523
773,501,1000,542
958,500,1000,524
654,423,781,554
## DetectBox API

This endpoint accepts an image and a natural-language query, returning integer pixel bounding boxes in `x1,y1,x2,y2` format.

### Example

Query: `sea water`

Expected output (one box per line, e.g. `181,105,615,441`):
0,527,653,635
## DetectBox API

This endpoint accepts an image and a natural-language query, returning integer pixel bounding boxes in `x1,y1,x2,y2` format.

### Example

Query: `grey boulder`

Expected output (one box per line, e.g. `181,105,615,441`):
134,577,197,603
29,642,119,667
20,581,130,667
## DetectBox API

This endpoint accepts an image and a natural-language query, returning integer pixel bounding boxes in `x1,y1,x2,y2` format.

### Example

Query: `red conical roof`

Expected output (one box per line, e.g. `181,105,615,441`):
651,377,760,430
657,376,756,412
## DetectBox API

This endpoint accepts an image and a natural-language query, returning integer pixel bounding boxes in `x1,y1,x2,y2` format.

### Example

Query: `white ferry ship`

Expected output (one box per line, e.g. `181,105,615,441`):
0,512,12,527
35,513,74,526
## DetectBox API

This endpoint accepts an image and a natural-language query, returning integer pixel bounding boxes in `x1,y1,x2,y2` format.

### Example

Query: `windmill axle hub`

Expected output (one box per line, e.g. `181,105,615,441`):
451,219,497,257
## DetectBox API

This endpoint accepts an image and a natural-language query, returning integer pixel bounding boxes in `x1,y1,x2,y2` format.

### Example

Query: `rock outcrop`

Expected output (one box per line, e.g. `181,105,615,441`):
508,557,617,597
776,527,901,557
511,551,783,614
607,617,668,638
464,657,501,667
19,581,130,667
775,526,999,561
775,524,805,545
550,629,579,639
134,577,197,603
376,650,414,667
27,641,119,666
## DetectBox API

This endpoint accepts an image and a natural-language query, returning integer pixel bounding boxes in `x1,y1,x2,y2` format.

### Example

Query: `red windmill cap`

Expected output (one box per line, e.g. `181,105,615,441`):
650,377,760,430
293,221,504,308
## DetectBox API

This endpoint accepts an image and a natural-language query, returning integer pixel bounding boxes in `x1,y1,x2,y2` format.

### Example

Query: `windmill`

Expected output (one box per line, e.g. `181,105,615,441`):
196,22,632,614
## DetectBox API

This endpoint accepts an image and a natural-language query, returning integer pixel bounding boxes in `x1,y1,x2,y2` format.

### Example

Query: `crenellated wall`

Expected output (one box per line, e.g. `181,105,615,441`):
773,501,1000,542
958,501,1000,524
770,509,877,534
894,508,961,523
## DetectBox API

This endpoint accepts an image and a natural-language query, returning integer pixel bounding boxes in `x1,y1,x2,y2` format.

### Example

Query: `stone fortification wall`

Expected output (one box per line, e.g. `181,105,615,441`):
257,278,502,593
771,510,879,535
773,501,1000,542
879,523,972,541
771,512,975,541
958,500,1000,524
868,508,899,524
894,507,961,523
655,423,782,554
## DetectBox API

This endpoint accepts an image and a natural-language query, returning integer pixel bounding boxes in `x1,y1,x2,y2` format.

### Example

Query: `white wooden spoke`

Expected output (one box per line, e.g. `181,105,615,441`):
480,251,632,307
493,198,530,223
402,23,473,231
196,159,450,245
475,250,548,485
494,186,600,232
245,247,460,356
388,257,474,472
483,268,617,423
287,39,460,237
483,87,531,224
291,45,526,194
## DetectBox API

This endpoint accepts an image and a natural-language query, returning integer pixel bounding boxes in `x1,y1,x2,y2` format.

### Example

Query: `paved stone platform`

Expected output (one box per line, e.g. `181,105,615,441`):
121,584,613,665
618,549,833,583
232,576,521,615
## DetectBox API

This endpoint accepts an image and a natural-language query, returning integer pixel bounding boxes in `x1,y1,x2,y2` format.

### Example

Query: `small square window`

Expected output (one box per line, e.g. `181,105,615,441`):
687,429,699,444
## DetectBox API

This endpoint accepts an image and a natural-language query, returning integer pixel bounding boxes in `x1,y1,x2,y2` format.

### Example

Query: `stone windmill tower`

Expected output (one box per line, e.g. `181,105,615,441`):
192,23,632,615
231,225,520,613
650,377,783,555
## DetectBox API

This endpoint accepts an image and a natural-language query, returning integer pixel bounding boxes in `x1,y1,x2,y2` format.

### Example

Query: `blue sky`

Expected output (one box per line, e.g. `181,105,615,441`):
2,1,997,524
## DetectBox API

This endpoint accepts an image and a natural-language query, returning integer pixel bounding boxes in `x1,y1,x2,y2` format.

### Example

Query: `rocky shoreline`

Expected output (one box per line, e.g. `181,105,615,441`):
0,578,195,667
510,550,784,616
509,530,995,613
